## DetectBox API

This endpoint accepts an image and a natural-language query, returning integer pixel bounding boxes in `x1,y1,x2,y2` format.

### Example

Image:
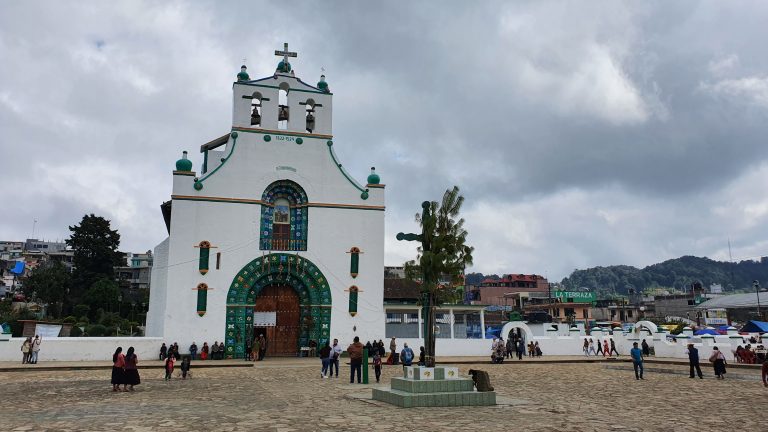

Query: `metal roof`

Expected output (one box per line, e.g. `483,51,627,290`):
695,291,768,309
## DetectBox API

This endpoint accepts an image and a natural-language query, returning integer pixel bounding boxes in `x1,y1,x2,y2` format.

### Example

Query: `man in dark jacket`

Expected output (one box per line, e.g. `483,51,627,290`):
347,336,364,384
686,343,703,379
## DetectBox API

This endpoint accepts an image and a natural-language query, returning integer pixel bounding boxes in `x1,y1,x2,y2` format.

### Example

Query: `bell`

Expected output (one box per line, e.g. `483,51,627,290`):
305,113,315,133
278,105,289,121
251,110,261,126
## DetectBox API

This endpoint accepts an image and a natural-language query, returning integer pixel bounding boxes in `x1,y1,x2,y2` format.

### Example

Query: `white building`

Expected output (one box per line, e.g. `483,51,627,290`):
146,44,386,358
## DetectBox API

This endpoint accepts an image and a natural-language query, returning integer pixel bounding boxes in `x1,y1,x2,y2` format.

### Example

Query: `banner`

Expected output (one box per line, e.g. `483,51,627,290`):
553,290,595,303
253,312,276,327
35,324,62,338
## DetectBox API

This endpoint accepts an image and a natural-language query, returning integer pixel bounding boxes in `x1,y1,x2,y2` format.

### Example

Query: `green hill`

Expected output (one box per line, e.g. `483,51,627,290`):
560,255,768,297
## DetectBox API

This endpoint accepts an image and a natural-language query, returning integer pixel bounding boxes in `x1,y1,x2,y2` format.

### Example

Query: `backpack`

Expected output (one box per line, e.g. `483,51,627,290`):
402,348,414,363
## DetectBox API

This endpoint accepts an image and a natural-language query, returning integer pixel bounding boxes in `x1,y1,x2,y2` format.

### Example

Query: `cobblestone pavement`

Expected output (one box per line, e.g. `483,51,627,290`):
1,359,764,431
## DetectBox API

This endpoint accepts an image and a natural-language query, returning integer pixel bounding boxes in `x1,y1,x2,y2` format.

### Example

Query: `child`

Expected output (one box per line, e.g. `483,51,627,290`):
373,351,382,383
180,357,191,380
164,355,175,381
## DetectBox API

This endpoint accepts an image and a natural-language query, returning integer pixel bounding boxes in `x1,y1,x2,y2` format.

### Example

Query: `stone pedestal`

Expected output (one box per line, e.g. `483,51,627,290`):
372,366,496,407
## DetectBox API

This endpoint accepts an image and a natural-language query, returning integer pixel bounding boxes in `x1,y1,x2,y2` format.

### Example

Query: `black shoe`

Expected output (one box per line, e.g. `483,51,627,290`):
640,377,644,380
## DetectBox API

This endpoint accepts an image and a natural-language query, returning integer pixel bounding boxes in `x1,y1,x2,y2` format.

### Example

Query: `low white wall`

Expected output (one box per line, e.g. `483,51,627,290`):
0,337,163,362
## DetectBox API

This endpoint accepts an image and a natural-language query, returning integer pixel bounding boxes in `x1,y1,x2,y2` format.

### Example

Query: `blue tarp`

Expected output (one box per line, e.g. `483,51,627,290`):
485,327,502,339
739,320,768,333
694,328,718,335
10,261,25,275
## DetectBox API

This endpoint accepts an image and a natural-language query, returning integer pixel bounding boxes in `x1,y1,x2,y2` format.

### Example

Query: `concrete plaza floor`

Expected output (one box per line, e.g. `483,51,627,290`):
0,357,764,431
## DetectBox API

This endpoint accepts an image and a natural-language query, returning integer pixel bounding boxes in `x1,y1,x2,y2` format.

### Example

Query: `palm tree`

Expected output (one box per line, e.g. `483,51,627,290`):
403,186,473,367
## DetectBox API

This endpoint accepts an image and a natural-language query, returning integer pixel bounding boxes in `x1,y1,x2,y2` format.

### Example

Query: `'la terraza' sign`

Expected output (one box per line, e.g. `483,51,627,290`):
553,290,595,303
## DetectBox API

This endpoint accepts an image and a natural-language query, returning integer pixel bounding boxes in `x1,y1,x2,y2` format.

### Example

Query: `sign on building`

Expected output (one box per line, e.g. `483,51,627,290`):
553,290,596,303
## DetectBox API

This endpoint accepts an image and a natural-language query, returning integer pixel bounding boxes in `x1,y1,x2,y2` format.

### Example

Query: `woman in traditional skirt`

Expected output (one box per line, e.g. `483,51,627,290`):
710,346,727,379
123,346,141,391
200,342,209,360
111,347,125,392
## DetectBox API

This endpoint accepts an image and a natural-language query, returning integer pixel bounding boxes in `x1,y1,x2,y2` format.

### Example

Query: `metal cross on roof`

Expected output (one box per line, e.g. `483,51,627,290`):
275,42,297,64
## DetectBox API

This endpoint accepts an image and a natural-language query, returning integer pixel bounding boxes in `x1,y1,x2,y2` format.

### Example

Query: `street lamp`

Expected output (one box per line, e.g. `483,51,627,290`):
754,280,761,320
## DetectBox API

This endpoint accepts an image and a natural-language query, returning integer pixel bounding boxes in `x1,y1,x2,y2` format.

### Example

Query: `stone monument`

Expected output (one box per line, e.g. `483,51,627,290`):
372,365,496,407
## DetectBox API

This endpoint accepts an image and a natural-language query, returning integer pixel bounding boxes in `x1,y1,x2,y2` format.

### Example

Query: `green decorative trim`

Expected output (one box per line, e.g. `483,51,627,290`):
171,195,385,211
348,286,359,317
360,191,369,200
224,253,332,359
326,141,367,194
196,283,208,316
232,126,332,140
195,132,238,187
263,135,272,142
295,137,303,144
202,150,209,174
235,81,333,95
259,180,308,251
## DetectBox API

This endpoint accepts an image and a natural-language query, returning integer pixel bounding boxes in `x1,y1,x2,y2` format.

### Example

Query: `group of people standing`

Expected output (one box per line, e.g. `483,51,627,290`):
20,335,42,364
582,337,621,357
315,337,420,384
160,339,244,362
245,334,268,361
111,347,141,392
491,335,540,363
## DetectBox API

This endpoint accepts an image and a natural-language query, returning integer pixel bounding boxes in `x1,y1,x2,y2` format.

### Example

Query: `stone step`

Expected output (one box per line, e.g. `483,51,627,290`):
391,376,474,393
372,388,496,407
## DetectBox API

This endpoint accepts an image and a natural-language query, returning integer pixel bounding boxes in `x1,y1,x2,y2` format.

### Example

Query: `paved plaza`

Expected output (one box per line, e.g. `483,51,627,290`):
1,358,764,431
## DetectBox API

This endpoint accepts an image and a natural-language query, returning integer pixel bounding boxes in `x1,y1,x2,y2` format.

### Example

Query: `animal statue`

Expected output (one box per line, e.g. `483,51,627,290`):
468,369,494,392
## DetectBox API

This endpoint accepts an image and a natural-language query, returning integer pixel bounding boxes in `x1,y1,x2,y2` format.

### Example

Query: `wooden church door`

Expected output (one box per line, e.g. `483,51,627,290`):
254,285,300,356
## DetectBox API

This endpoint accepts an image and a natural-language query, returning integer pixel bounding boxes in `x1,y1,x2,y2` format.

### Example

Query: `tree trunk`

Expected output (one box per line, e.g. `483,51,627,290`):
422,291,437,367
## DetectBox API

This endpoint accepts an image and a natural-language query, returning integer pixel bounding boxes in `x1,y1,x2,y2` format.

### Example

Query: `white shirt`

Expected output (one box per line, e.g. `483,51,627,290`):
330,344,342,359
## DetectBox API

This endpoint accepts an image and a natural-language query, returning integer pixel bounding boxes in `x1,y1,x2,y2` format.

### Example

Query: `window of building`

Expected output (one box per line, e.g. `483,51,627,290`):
385,310,419,338
259,180,308,251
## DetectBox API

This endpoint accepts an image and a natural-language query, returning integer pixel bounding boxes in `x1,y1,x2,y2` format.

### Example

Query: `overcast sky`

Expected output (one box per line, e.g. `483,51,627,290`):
2,1,767,280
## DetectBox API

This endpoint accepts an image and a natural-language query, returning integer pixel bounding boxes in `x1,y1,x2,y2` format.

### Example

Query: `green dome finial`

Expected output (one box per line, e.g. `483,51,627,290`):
176,151,193,172
277,60,292,73
367,167,380,185
237,65,250,81
317,74,329,93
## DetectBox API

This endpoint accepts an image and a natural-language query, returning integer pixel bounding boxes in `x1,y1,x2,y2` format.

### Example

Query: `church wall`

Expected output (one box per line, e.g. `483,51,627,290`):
145,237,169,337
0,337,162,361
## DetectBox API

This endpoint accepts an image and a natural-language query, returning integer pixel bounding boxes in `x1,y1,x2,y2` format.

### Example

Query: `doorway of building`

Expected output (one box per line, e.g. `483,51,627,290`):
253,284,300,356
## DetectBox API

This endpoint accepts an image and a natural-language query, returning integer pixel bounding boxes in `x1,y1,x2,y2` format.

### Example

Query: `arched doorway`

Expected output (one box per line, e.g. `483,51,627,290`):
224,253,332,359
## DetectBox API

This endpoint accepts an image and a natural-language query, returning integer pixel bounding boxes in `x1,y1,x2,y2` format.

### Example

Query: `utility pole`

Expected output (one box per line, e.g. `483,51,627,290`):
754,280,762,320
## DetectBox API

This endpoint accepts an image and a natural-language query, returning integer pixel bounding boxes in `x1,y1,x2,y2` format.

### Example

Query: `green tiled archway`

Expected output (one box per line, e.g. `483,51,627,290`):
224,253,332,359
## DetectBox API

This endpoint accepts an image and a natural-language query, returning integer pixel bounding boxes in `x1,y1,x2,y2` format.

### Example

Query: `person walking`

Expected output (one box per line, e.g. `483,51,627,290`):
583,338,589,356
602,340,609,358
506,338,514,359
258,334,267,361
609,338,619,356
373,349,382,383
686,343,703,379
389,337,397,364
30,335,41,364
761,358,768,387
588,338,597,356
516,339,525,360
329,338,342,378
347,336,364,384
319,341,332,378
164,355,175,381
709,346,727,379
189,342,198,360
123,347,141,391
111,347,125,392
180,356,191,380
630,342,644,380
21,337,31,364
596,339,604,356
378,339,386,357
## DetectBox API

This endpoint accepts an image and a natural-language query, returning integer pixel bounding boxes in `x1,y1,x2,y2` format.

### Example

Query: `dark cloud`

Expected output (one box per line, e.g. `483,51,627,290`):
2,1,767,279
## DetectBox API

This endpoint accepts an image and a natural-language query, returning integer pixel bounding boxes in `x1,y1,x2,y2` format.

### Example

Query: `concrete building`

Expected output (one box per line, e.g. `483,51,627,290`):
468,274,549,306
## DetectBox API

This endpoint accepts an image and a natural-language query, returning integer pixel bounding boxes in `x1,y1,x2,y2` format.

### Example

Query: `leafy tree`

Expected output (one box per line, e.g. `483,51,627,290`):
402,186,473,367
21,261,72,318
84,278,120,315
67,214,123,302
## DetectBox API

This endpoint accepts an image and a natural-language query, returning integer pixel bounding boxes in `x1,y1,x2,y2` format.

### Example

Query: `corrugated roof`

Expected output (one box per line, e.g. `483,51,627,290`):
695,291,768,309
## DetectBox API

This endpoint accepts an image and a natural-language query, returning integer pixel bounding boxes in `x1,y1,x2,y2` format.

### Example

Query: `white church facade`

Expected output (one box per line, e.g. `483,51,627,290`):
146,45,386,358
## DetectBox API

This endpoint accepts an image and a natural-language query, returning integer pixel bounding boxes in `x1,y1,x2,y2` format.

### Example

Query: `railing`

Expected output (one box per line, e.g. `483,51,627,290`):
261,238,307,251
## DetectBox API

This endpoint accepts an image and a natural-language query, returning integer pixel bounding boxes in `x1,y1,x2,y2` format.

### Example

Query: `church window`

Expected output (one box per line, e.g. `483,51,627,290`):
197,241,211,275
196,283,209,317
348,286,359,317
278,84,289,130
349,247,360,278
259,180,308,251
216,252,221,270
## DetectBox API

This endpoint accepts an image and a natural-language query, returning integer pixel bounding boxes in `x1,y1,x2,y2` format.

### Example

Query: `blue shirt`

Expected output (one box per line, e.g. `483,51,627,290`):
630,347,643,363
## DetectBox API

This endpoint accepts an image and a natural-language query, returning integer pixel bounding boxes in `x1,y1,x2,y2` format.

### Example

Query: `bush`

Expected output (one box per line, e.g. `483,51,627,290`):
62,316,77,324
69,326,83,337
104,326,117,336
87,324,107,336
73,304,90,318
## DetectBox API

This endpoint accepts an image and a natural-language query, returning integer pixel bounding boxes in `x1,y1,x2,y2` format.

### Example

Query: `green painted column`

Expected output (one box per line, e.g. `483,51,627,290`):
362,348,369,384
